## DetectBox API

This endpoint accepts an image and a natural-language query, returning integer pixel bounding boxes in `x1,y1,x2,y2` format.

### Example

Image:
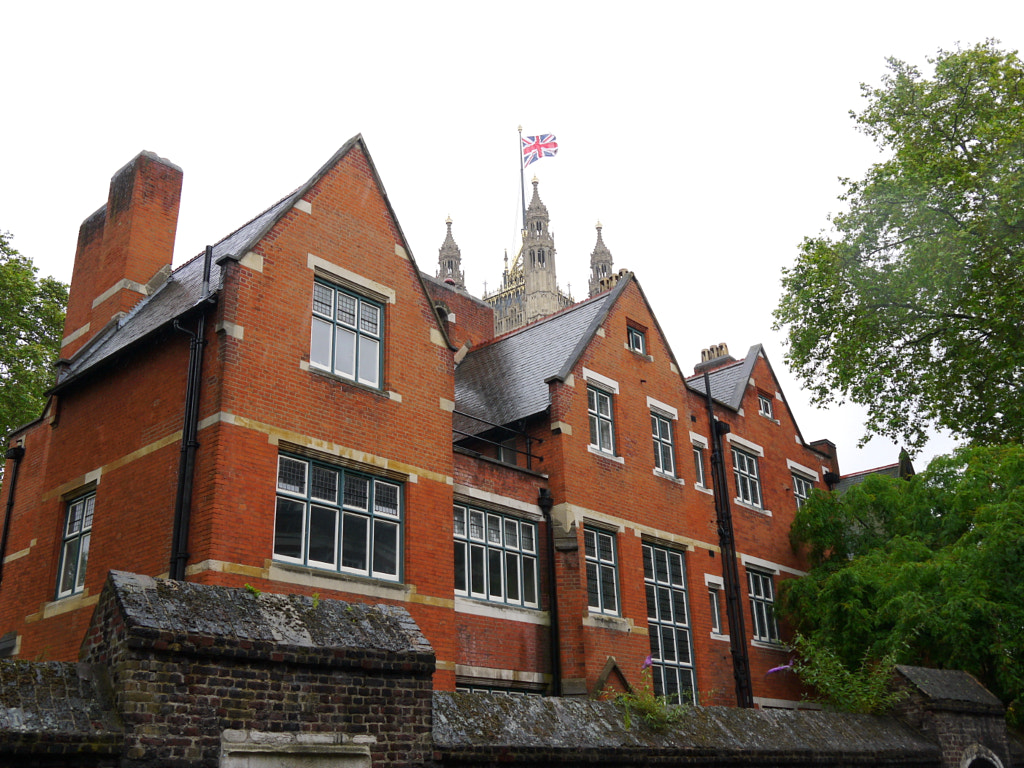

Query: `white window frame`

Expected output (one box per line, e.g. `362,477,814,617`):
584,527,619,616
791,473,814,509
785,459,819,510
310,279,384,389
757,392,773,419
747,569,780,643
454,505,539,608
496,436,518,467
709,588,722,634
643,542,696,704
588,386,615,455
273,455,402,582
693,446,706,487
689,432,711,492
704,574,727,638
57,492,95,598
732,447,762,508
627,326,646,354
651,412,675,476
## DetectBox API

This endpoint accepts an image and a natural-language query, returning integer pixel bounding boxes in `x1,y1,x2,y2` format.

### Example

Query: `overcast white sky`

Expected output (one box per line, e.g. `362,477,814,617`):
3,2,1020,474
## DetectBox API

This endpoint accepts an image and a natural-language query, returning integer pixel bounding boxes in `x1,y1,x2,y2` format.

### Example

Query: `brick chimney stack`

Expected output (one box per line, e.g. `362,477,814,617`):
693,343,736,374
62,151,183,359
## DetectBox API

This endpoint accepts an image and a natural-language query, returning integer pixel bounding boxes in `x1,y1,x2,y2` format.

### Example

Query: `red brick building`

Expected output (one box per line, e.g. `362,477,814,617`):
0,137,840,708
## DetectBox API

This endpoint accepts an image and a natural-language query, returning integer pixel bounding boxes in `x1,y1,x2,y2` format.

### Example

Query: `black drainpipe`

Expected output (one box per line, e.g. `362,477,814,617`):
169,246,213,581
703,370,754,708
0,444,26,585
538,487,561,696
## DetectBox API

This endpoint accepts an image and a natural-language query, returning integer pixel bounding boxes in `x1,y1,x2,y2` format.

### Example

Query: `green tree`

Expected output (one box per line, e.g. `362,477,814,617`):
0,231,68,440
774,42,1024,451
781,444,1024,725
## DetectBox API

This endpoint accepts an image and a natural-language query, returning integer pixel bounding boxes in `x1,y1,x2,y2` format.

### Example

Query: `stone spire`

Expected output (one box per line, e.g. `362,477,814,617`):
436,216,465,290
522,177,559,324
588,221,614,297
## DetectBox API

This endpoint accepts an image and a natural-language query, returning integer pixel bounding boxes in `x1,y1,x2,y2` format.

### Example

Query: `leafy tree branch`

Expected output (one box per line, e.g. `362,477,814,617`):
781,444,1024,727
775,42,1024,450
0,231,68,443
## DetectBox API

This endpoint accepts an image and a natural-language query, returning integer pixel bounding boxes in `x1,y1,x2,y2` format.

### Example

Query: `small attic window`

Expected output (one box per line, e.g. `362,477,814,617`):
434,302,451,328
757,392,773,419
627,326,646,355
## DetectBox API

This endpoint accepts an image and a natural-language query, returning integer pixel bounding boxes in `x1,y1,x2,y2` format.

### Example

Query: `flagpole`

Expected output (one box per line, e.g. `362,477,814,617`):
518,125,527,237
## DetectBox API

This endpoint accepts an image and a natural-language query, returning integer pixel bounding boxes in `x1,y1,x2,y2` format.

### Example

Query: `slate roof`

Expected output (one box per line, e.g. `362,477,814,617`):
53,135,391,392
834,450,914,493
897,665,1004,710
686,344,761,410
833,463,902,494
454,280,626,428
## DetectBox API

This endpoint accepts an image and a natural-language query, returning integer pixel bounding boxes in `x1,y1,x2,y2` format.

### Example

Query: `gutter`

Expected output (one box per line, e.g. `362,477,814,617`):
169,246,215,581
538,488,561,696
0,444,26,584
703,370,754,708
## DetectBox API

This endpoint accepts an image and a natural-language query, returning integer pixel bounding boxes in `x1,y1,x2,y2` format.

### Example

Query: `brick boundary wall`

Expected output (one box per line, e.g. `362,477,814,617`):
1,571,437,767
432,692,941,767
0,572,1018,768
892,666,1016,768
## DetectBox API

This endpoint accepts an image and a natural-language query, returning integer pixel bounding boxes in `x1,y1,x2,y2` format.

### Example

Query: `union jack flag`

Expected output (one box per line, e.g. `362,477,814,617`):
522,133,558,167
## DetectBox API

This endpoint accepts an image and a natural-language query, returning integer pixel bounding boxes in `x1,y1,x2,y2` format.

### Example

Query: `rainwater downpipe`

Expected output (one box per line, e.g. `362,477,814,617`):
703,370,754,708
0,444,26,585
538,487,561,696
169,246,213,581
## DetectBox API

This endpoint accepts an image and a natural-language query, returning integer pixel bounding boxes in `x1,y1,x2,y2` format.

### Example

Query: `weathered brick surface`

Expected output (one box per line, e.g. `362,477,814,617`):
0,143,458,680
892,666,1013,768
422,275,495,352
80,572,436,767
0,659,122,765
0,141,856,717
0,575,1016,768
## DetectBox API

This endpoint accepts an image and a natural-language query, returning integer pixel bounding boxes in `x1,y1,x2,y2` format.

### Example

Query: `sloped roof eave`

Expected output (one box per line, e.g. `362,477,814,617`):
52,134,451,390
552,276,632,383
454,292,615,428
49,292,218,396
215,136,362,265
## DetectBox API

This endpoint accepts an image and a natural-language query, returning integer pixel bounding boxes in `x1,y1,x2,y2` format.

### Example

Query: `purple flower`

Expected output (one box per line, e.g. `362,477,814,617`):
767,659,794,675
641,655,653,670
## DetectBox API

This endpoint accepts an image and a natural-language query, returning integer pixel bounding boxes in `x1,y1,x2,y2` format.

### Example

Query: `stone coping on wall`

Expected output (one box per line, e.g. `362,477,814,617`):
897,665,1005,713
98,571,435,672
433,692,942,766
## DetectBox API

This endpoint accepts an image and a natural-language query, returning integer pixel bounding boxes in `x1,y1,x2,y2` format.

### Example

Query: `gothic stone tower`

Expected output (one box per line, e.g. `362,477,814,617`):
522,177,563,325
477,177,572,335
588,221,614,297
436,216,465,290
